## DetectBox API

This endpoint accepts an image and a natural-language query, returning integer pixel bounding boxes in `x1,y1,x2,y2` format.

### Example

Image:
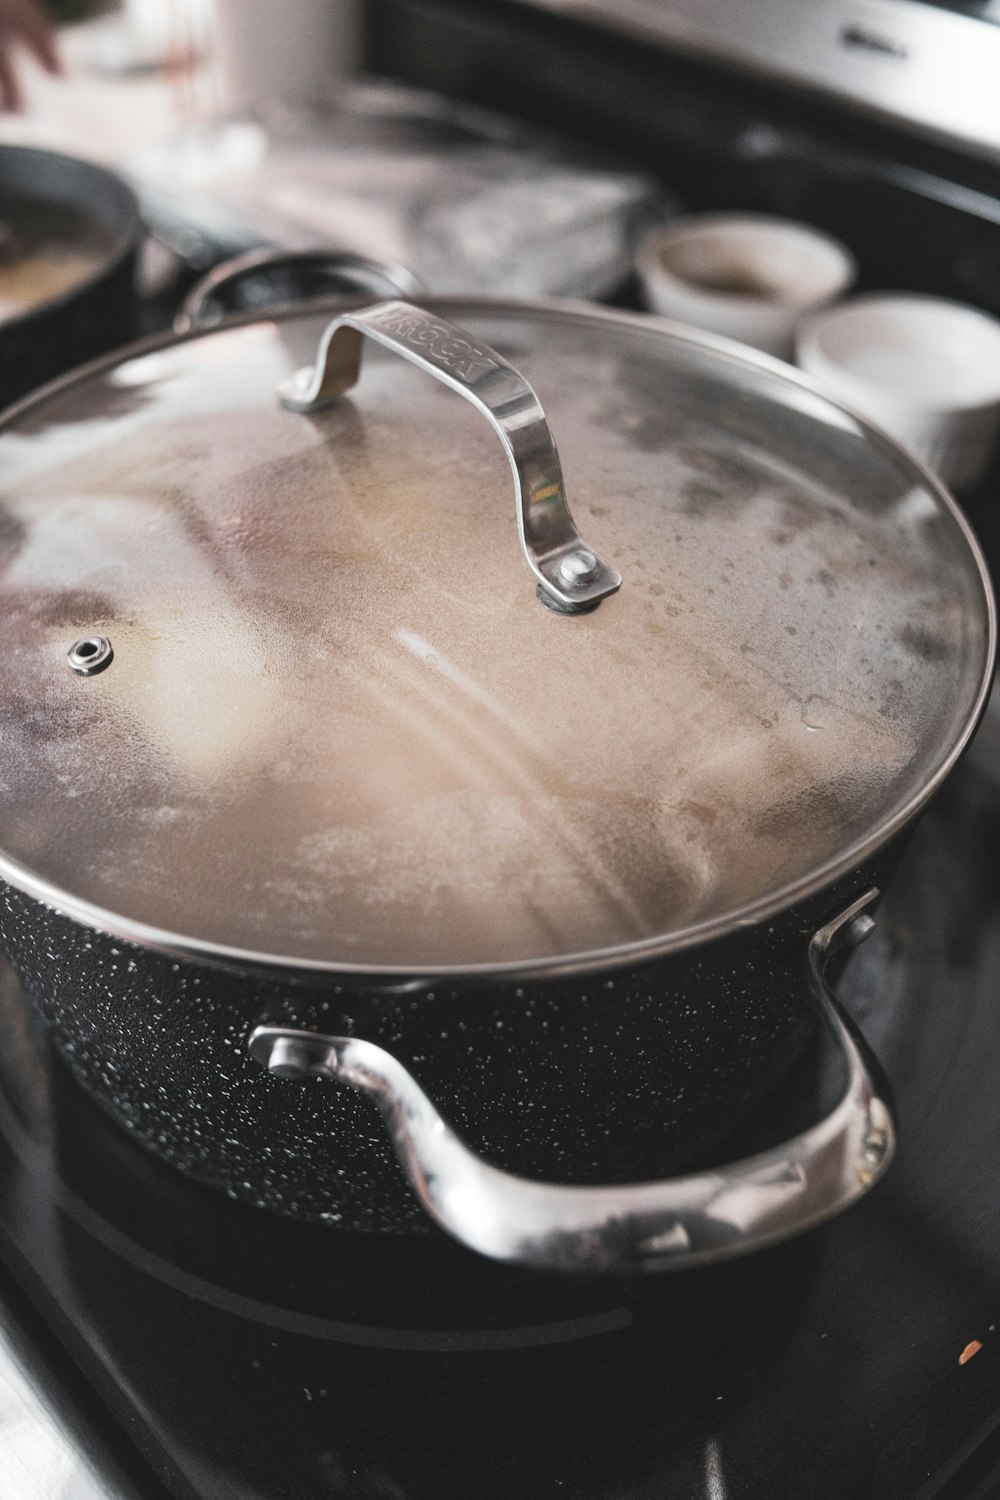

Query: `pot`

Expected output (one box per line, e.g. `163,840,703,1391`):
0,293,991,1272
0,146,142,410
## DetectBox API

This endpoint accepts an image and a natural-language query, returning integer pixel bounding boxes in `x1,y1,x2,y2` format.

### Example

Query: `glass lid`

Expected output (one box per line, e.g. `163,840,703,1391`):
0,299,991,973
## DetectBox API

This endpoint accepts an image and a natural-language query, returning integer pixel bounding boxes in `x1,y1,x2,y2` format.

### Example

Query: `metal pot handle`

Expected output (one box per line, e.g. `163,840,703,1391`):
276,299,622,613
174,247,424,333
247,889,894,1273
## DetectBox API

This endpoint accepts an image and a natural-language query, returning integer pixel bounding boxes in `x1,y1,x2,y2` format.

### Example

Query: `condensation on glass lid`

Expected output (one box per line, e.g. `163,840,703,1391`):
0,302,989,970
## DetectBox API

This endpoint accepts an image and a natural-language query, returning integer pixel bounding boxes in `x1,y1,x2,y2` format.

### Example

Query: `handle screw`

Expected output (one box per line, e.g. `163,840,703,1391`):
558,548,597,586
265,1036,319,1079
844,914,877,950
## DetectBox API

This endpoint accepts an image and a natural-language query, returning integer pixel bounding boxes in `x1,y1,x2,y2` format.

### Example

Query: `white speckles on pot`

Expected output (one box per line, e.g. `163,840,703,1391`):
0,861,891,1231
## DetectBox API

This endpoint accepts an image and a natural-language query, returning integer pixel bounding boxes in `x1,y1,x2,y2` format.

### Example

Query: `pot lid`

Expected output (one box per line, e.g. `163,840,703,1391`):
0,298,992,975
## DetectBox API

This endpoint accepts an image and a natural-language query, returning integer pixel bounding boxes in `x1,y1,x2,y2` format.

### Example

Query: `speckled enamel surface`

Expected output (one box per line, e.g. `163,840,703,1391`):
0,302,990,970
0,858,890,1230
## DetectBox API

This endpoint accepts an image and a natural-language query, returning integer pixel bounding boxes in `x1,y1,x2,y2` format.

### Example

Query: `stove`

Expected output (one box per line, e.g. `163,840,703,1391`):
0,750,998,1498
4,2,1000,1495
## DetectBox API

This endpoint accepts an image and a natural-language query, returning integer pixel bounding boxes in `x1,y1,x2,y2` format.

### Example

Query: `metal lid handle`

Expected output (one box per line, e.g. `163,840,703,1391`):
277,299,622,613
248,890,894,1273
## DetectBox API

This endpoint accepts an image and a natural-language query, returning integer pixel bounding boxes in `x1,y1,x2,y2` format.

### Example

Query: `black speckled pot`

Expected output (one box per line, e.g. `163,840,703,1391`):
0,853,896,1233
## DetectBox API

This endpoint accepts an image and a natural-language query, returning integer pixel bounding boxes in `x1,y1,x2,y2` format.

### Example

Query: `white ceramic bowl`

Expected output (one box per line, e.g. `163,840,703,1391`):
635,213,856,359
796,293,1000,490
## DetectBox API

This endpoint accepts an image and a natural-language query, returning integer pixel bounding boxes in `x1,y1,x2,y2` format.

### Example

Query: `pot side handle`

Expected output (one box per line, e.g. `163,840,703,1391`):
247,890,894,1274
174,246,424,333
274,299,622,614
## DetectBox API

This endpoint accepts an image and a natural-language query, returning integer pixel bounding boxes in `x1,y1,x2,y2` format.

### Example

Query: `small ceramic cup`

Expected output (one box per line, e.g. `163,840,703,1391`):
635,213,856,360
796,293,1000,490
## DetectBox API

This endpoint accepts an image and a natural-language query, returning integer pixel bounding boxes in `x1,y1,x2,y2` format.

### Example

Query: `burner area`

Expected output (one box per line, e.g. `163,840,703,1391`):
0,752,998,1498
2,5,1000,1495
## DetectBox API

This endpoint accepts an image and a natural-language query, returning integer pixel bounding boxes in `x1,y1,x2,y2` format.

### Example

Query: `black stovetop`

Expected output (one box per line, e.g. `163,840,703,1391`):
0,728,998,1499
4,9,1000,1486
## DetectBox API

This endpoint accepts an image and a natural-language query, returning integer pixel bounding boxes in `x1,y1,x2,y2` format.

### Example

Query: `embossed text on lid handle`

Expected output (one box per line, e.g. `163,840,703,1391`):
277,299,622,613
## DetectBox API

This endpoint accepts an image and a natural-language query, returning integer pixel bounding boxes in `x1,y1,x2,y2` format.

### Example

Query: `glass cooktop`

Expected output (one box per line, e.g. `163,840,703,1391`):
0,736,998,1497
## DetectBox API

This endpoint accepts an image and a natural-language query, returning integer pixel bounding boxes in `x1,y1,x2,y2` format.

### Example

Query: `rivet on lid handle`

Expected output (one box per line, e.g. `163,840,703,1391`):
276,300,623,614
